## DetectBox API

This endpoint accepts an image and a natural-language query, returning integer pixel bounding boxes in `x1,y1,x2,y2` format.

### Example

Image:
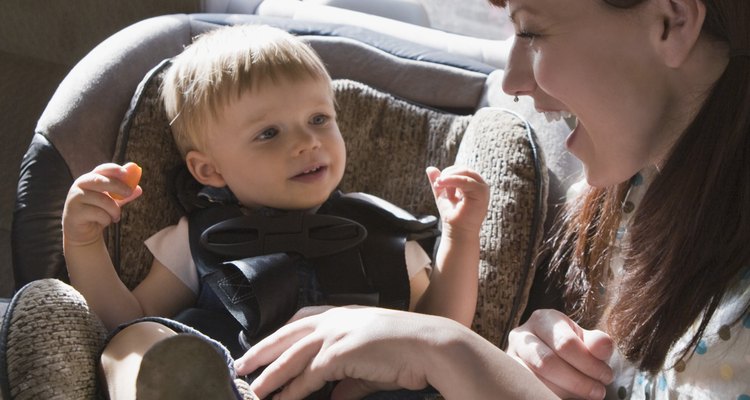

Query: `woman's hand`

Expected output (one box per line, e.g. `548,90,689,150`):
237,306,560,400
234,306,444,400
506,309,614,400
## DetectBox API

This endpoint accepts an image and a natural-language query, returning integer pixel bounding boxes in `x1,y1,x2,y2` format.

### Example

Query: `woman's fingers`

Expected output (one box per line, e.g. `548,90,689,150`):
508,310,612,400
582,328,615,363
236,306,338,375
509,328,607,400
250,334,326,400
549,318,608,378
235,318,316,375
242,307,435,399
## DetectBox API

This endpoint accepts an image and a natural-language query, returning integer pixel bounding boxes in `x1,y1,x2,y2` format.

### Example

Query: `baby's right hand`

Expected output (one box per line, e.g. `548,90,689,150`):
62,162,143,247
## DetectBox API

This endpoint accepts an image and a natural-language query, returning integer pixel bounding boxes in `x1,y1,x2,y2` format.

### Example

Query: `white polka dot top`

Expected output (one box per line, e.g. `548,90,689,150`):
599,169,750,400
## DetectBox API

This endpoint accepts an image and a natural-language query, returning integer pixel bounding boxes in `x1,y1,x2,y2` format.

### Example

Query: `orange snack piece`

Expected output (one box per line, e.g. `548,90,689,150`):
111,162,142,200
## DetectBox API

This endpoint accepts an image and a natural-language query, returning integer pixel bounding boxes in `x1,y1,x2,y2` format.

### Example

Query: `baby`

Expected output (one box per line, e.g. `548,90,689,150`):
62,24,489,399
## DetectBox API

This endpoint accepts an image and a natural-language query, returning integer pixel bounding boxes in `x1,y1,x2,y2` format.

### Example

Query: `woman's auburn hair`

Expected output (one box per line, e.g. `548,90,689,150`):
519,0,750,373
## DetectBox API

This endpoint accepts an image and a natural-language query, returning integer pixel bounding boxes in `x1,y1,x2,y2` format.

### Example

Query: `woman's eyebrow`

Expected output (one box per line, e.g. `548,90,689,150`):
508,5,539,23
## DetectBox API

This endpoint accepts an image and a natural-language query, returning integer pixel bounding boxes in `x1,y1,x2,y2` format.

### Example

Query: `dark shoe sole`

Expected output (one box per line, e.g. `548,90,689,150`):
136,334,239,400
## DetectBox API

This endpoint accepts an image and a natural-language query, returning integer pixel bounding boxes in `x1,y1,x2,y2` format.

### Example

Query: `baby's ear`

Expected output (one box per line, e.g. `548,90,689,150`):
185,150,226,187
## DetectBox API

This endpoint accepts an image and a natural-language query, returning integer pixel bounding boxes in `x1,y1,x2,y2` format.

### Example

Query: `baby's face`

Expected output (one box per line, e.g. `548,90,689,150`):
202,77,346,210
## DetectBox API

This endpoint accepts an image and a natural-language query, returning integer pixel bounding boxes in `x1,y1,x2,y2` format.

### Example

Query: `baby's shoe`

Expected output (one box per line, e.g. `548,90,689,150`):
136,333,257,400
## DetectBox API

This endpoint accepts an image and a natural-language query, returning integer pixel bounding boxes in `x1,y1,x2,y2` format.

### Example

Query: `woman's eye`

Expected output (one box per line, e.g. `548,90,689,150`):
257,127,278,140
516,30,538,40
311,114,329,125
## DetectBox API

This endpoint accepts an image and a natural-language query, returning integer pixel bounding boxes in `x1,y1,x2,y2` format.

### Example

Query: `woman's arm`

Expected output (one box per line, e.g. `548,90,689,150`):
234,306,559,400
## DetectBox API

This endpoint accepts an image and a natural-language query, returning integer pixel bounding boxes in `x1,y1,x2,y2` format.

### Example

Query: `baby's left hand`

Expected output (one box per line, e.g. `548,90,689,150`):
426,166,489,236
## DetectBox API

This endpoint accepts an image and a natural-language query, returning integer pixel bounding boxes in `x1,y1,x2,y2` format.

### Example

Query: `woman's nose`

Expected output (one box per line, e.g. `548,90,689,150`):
501,38,536,98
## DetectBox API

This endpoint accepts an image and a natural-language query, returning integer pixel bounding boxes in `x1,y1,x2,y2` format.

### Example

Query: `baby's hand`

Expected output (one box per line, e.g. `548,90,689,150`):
426,166,489,237
62,162,143,246
109,162,142,200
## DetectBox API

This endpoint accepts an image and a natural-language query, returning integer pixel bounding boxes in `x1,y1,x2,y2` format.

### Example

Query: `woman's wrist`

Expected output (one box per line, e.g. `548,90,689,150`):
419,317,482,396
422,317,558,400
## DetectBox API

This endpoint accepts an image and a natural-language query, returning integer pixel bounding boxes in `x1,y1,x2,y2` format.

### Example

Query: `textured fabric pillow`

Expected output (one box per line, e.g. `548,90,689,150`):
457,108,548,347
111,63,548,348
108,59,182,289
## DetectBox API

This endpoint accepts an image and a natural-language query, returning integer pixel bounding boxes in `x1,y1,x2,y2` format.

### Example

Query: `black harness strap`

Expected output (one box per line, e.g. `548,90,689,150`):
187,190,439,343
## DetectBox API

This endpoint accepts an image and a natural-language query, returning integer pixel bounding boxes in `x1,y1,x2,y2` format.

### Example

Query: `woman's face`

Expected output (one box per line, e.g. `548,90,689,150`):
503,0,681,187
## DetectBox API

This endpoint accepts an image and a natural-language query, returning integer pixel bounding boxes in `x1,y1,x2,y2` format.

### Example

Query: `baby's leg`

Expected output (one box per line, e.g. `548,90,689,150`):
100,321,177,400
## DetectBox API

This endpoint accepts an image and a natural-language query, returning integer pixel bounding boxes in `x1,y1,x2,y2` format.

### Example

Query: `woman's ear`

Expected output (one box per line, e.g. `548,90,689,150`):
653,0,706,68
185,150,226,187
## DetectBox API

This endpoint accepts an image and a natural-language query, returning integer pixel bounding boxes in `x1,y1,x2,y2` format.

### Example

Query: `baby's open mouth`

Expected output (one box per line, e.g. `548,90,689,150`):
294,165,326,178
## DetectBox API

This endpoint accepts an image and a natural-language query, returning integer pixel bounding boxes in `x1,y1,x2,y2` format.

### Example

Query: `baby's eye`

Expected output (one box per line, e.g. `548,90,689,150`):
310,114,329,125
257,127,279,140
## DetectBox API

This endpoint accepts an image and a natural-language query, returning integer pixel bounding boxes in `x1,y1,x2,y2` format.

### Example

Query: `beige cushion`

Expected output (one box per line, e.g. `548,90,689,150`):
458,108,548,346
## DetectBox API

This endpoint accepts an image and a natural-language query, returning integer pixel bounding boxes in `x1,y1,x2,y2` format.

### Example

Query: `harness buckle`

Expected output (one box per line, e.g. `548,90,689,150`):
200,213,367,259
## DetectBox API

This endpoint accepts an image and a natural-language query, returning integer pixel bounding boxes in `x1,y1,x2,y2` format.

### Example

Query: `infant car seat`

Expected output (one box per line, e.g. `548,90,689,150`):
3,13,548,399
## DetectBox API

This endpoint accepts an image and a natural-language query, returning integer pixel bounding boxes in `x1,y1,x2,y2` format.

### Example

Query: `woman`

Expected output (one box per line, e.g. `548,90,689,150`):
235,0,750,399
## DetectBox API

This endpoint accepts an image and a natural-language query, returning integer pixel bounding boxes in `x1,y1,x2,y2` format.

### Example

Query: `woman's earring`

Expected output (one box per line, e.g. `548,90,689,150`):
513,95,519,103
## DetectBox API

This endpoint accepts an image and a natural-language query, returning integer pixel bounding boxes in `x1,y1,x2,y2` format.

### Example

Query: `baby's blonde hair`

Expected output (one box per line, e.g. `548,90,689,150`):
162,24,332,156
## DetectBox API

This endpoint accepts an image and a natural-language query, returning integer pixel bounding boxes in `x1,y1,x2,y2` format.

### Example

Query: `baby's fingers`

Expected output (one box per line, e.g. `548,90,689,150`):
110,162,142,201
436,165,485,182
66,187,122,221
425,166,441,188
76,168,140,203
76,201,121,227
432,174,488,202
426,166,455,201
429,166,486,192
